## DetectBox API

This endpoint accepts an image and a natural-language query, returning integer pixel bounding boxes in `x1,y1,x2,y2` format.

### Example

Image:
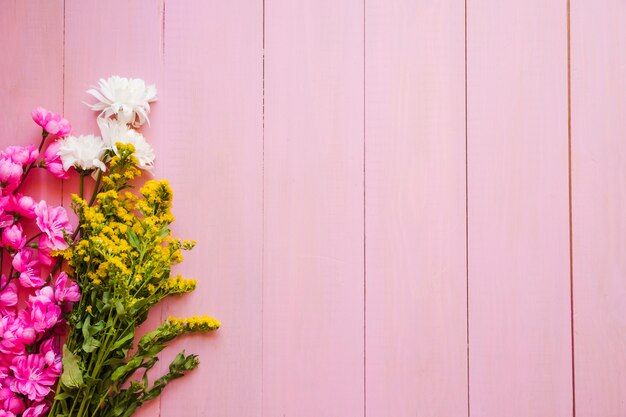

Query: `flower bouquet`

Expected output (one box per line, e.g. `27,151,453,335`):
0,77,220,417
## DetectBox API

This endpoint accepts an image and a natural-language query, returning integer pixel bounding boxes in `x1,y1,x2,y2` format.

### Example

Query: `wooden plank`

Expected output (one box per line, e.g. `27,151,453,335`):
364,1,467,416
157,2,264,417
64,2,164,416
467,1,573,416
0,0,64,201
262,2,364,416
571,2,626,415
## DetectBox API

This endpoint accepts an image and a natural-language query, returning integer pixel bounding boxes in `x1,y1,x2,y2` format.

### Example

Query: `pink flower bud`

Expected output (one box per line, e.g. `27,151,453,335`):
9,194,37,219
42,140,69,180
31,107,72,138
3,145,38,166
2,224,25,250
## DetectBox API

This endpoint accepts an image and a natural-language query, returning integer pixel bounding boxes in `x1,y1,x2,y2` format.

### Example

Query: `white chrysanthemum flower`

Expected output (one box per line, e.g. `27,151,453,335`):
86,76,157,128
97,118,155,171
58,135,107,172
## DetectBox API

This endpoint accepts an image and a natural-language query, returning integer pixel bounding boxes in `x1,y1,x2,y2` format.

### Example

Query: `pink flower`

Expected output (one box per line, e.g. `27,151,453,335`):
8,194,37,219
39,338,60,358
34,201,72,250
0,197,14,228
42,140,69,180
3,145,38,166
0,157,22,192
28,288,61,332
22,404,49,417
0,276,17,314
36,236,53,266
31,107,71,137
54,272,80,306
0,316,26,354
14,312,36,346
0,388,25,416
1,224,25,251
12,249,43,288
10,354,59,401
0,410,16,417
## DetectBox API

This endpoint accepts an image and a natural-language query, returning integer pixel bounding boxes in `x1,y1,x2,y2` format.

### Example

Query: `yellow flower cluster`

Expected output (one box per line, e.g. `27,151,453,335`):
64,144,212,319
167,315,221,332
163,274,197,294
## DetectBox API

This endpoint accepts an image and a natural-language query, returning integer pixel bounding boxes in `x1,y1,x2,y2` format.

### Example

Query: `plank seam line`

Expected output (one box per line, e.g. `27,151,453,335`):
464,0,470,416
566,0,576,416
261,0,266,415
362,0,367,416
160,0,166,62
61,0,66,208
157,2,166,414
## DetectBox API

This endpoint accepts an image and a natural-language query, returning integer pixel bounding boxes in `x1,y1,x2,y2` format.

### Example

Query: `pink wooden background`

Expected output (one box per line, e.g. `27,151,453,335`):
0,0,624,416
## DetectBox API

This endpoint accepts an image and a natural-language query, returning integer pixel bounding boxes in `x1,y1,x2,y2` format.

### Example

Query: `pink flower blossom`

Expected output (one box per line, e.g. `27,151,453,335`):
36,236,53,266
0,316,26,354
8,194,37,219
31,107,71,138
0,410,16,417
0,276,17,314
2,145,38,166
54,272,80,308
12,249,43,289
0,157,22,192
1,224,25,251
28,288,61,332
10,353,59,401
14,312,36,346
22,404,49,417
39,338,60,358
0,197,14,228
0,388,25,416
42,140,69,180
34,201,72,250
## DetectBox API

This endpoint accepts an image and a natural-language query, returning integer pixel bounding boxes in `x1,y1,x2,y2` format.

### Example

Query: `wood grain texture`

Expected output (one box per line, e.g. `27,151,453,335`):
0,0,64,202
263,1,365,416
467,1,573,416
157,1,264,417
364,1,467,416
571,2,626,415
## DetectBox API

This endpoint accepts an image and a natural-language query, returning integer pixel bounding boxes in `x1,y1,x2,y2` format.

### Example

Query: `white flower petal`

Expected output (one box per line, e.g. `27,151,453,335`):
85,76,158,128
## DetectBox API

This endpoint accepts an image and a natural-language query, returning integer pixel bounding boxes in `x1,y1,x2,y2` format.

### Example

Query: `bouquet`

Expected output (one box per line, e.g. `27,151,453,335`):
0,77,220,417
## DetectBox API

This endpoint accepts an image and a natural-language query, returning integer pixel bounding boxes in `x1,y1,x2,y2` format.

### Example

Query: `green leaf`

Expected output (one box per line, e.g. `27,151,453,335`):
111,329,135,351
54,392,71,401
82,337,101,353
61,345,84,389
127,229,141,250
81,316,91,339
115,300,126,316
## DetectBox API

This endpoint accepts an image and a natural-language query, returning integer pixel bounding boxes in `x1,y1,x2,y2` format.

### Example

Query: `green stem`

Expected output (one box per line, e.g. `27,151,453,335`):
79,172,85,200
89,170,103,206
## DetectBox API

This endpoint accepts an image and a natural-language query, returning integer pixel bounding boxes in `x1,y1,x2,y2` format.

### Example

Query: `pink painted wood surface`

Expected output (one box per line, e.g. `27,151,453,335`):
365,1,467,416
4,1,626,416
571,1,626,415
262,1,364,416
158,2,263,417
0,0,64,203
467,1,573,416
